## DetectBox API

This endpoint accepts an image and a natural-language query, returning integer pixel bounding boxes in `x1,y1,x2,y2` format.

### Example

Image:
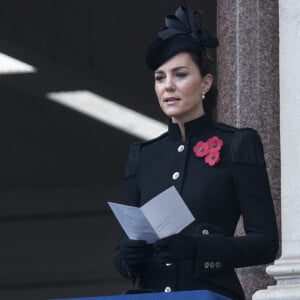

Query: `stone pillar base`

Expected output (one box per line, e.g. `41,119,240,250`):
254,286,300,300
253,259,300,299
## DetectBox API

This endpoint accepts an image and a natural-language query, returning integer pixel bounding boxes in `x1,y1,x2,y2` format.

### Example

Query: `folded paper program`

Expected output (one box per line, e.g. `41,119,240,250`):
108,186,195,244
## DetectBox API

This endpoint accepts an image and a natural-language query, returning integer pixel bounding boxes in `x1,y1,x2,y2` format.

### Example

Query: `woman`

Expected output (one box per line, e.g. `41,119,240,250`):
114,3,278,300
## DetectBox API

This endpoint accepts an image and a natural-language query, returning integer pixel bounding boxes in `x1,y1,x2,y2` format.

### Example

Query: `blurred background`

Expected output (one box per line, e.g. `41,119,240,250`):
0,1,216,299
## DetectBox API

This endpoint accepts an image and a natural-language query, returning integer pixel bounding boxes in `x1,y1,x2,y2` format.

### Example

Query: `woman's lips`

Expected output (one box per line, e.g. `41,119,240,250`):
164,97,180,105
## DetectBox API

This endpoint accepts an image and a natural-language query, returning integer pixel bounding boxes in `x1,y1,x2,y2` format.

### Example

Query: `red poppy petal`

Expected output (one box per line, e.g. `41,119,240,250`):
194,137,222,165
194,141,210,157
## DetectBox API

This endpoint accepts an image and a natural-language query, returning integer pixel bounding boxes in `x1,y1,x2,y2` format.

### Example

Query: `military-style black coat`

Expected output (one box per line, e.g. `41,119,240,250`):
114,114,278,300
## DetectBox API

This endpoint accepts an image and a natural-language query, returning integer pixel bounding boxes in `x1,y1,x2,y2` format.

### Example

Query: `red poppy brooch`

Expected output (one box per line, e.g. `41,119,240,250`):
193,136,223,166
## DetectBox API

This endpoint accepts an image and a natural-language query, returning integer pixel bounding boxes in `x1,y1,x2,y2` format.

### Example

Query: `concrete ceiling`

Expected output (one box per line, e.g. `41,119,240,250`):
0,0,217,189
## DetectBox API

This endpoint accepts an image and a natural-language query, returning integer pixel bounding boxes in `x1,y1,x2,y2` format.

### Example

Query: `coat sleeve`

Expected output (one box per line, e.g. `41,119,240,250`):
113,143,141,280
193,129,279,276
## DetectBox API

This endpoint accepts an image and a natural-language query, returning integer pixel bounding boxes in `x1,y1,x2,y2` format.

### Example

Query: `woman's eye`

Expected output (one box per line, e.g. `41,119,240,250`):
155,75,165,82
176,73,187,78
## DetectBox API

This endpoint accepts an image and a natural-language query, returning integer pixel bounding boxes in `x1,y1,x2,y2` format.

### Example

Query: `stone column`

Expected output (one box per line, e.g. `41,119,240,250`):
253,0,300,298
217,1,280,299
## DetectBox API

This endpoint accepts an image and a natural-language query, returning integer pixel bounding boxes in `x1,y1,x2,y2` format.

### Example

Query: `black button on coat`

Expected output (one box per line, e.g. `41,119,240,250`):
114,114,279,300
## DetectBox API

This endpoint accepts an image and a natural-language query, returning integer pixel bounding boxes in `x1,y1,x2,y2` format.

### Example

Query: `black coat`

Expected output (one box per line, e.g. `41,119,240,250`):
114,114,278,300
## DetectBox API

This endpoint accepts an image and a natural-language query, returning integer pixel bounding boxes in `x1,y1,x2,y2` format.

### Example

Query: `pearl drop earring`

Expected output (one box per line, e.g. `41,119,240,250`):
202,93,205,100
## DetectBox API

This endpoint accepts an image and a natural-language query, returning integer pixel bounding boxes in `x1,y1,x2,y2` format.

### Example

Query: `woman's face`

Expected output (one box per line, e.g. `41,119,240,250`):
154,52,213,124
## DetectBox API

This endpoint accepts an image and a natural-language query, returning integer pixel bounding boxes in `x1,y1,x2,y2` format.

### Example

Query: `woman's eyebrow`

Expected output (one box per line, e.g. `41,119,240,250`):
172,66,189,72
155,66,189,74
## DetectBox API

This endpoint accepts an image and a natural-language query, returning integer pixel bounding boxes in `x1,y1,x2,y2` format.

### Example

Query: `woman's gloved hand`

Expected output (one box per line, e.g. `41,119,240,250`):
120,239,153,272
154,234,196,263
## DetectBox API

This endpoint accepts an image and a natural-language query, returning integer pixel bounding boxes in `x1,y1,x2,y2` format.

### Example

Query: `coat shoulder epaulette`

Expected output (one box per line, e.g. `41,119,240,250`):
213,122,237,132
140,131,168,148
125,132,168,177
230,128,266,166
125,142,141,178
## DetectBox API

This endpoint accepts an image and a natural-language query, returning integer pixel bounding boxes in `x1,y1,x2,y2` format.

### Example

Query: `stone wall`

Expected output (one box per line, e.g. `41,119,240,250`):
217,1,280,299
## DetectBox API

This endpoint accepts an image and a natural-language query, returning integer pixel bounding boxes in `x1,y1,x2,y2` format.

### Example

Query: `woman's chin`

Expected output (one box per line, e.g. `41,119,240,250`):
162,107,182,118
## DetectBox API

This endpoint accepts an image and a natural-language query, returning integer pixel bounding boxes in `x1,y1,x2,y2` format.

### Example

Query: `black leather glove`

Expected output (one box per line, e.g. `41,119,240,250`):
120,239,153,272
154,234,196,263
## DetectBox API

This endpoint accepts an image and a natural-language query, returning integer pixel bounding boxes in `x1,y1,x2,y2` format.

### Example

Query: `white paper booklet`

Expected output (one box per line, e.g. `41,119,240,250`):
108,186,195,244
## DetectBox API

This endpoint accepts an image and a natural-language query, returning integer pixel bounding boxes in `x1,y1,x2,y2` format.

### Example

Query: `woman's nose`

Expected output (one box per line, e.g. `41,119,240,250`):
164,77,175,91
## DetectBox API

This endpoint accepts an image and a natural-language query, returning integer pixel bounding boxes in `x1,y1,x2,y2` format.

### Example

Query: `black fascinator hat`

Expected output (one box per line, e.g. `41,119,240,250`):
146,1,219,71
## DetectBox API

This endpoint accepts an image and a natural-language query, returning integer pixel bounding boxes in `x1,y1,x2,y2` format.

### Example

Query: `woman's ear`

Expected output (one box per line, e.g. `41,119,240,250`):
202,73,213,94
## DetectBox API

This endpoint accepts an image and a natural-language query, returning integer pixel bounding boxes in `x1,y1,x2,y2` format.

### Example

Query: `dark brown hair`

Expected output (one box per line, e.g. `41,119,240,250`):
189,49,218,116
